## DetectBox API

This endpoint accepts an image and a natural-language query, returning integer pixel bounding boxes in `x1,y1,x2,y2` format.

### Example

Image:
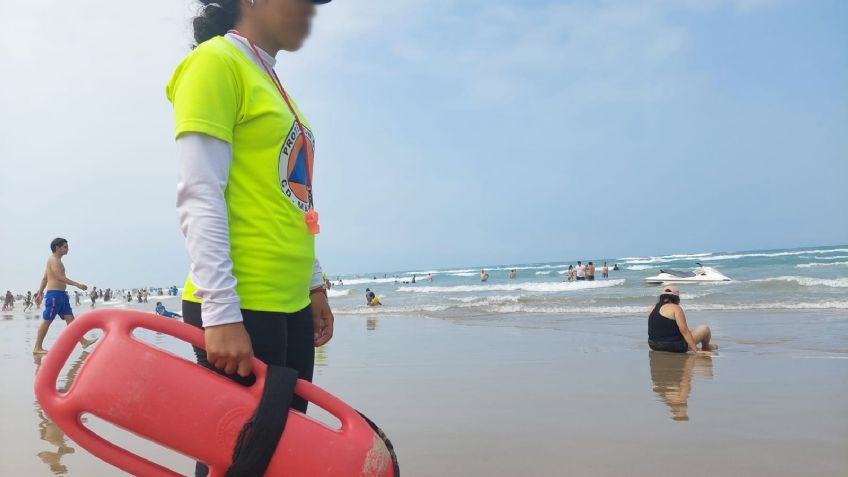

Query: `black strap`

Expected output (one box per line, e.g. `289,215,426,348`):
225,366,298,477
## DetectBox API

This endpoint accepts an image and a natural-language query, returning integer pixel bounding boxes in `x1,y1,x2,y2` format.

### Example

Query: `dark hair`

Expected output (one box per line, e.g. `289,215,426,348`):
659,294,680,305
193,0,241,47
50,238,67,252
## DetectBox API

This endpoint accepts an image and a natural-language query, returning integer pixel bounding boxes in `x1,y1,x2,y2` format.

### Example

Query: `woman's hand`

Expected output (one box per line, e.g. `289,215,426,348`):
205,322,254,377
311,292,335,347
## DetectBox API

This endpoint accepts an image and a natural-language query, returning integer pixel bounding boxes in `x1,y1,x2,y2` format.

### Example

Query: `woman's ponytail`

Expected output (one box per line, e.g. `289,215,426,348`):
192,0,240,47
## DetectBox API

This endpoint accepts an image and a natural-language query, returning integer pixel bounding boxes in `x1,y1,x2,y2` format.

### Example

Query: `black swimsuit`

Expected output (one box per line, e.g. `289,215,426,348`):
648,303,688,353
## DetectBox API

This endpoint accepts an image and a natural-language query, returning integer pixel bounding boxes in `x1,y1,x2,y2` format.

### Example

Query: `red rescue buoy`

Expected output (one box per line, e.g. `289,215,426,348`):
34,309,396,477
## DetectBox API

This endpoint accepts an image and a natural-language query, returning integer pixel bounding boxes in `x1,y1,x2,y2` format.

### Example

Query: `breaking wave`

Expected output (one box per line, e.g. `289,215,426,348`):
397,279,626,294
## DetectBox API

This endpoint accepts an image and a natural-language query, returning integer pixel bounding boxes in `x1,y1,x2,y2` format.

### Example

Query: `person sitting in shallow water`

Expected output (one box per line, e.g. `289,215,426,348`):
365,288,382,306
154,302,182,319
647,285,717,354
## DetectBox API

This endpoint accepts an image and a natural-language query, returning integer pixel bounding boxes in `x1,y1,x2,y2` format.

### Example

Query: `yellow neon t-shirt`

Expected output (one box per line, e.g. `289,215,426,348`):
166,36,315,313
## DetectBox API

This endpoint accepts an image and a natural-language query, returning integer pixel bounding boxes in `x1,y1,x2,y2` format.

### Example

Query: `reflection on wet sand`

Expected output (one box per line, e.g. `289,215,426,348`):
649,351,714,421
367,317,379,331
35,405,74,475
33,351,89,475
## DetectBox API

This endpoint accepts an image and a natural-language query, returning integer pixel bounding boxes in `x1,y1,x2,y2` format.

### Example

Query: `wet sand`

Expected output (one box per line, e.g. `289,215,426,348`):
1,299,846,476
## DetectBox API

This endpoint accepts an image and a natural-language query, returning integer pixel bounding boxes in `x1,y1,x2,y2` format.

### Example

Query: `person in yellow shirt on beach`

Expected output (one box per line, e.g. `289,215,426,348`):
167,1,334,474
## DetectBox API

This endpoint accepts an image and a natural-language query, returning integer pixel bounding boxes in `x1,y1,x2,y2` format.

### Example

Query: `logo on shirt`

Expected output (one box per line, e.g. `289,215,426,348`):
278,122,315,213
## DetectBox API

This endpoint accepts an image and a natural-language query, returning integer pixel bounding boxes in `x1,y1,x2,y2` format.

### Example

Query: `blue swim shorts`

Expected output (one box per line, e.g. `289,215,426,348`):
43,290,74,321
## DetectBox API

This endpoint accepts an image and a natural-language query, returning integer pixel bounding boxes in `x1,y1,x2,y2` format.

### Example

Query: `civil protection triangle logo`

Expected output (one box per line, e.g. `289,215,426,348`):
278,122,315,214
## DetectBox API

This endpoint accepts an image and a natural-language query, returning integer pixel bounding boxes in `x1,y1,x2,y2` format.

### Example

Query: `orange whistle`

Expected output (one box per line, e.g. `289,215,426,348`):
305,208,320,235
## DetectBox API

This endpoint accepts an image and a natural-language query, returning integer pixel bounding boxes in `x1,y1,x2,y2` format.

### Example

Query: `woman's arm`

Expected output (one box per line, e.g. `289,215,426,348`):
672,306,700,352
176,133,243,327
177,132,253,376
311,258,325,291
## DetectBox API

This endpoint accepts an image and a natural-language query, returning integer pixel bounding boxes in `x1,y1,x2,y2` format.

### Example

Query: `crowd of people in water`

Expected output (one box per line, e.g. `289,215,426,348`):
5,289,183,322
478,261,620,283
563,261,619,281
326,273,434,289
12,237,716,357
3,285,183,312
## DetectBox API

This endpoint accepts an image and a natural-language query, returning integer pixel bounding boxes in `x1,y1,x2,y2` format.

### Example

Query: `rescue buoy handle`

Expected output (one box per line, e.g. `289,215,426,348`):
36,310,267,409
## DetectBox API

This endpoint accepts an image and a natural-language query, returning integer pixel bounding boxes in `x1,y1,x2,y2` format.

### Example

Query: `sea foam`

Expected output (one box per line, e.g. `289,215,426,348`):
397,279,626,294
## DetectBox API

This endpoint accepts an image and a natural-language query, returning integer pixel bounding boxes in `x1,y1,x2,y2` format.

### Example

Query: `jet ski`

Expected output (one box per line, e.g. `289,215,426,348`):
644,263,731,284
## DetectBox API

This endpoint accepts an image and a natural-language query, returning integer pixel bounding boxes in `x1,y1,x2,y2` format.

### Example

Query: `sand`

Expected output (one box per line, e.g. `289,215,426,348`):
1,298,846,476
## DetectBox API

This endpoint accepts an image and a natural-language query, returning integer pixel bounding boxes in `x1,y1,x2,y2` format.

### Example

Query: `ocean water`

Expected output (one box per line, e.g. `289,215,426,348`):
326,245,848,318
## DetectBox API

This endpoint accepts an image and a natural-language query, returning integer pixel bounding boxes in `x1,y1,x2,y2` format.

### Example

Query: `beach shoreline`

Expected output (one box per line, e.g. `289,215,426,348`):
1,298,845,476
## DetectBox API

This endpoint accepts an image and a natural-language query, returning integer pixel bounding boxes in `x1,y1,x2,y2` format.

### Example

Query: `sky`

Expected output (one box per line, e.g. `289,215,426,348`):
1,0,846,290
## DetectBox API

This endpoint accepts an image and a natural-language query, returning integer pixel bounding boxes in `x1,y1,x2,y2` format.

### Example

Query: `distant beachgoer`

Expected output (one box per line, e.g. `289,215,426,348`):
365,288,381,306
23,291,34,312
2,290,13,311
602,262,609,278
508,269,518,279
89,287,97,308
586,262,596,281
126,291,132,302
412,275,416,284
647,286,717,354
427,273,433,282
613,263,620,271
32,238,96,354
365,290,383,306
154,302,182,318
575,261,586,281
480,270,490,282
567,265,575,282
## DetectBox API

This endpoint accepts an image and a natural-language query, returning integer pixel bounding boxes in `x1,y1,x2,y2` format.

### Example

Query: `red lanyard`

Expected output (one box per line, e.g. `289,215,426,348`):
228,30,320,234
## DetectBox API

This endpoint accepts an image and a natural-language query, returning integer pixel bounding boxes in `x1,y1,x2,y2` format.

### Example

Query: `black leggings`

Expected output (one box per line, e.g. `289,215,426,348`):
182,301,315,477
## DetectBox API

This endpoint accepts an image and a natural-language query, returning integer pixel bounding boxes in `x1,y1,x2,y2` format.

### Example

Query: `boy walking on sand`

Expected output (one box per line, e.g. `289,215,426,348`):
33,238,97,354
